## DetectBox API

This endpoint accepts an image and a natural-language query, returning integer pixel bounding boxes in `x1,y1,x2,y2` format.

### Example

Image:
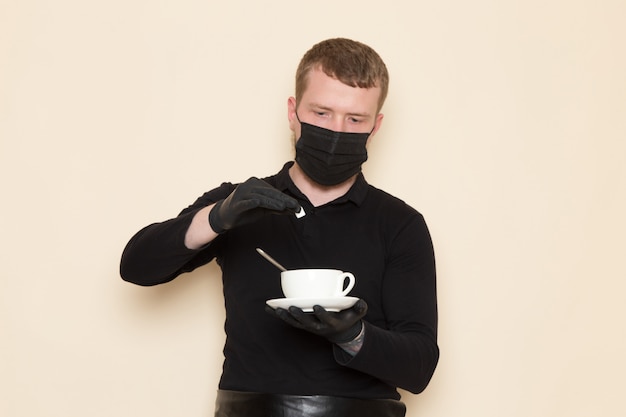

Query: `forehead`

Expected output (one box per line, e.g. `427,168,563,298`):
300,68,381,116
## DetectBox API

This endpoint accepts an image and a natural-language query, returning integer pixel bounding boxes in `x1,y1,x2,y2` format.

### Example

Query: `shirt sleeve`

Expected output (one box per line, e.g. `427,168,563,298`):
119,182,236,286
333,213,439,394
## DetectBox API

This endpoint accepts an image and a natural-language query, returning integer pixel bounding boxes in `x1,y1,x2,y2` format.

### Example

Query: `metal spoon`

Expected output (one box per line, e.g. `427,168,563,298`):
256,248,287,272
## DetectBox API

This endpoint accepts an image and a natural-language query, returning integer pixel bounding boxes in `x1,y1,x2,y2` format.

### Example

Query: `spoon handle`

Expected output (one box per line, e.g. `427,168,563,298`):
256,248,287,272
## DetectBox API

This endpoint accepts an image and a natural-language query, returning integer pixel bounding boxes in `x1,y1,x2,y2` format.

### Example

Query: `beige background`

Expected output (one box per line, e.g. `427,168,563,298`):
2,1,625,416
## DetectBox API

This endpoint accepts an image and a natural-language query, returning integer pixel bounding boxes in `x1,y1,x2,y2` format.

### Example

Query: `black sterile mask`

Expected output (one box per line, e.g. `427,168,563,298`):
295,116,372,186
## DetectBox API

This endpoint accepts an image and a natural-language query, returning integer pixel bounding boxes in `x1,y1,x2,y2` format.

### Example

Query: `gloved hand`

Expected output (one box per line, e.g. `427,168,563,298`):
209,177,301,234
265,299,368,344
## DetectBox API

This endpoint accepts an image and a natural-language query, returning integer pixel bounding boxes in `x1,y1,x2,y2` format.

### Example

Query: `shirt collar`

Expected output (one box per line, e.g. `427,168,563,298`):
274,161,368,206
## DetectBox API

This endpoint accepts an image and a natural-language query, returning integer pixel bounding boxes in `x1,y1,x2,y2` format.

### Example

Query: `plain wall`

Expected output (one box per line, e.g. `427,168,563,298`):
2,1,625,416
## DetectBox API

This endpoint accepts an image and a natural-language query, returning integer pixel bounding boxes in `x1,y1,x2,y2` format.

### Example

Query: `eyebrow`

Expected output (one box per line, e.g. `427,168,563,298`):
309,103,372,118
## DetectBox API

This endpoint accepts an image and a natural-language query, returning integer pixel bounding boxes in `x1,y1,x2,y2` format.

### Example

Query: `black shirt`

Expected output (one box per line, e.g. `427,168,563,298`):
120,162,438,400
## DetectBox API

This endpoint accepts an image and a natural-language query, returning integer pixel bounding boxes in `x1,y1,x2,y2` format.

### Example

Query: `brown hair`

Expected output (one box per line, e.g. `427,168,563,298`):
295,38,389,112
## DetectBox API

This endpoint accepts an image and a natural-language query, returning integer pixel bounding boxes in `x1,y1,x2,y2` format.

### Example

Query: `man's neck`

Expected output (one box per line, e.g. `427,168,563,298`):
288,163,356,207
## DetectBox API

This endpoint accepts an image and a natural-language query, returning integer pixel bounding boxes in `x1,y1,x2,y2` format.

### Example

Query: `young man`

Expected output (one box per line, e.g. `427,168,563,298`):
120,38,438,417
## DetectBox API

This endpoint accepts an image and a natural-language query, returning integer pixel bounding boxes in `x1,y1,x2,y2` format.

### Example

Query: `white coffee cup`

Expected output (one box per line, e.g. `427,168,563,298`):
280,269,356,299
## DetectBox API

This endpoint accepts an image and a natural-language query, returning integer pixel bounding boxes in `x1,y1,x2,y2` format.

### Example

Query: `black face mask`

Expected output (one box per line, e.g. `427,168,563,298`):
295,118,372,186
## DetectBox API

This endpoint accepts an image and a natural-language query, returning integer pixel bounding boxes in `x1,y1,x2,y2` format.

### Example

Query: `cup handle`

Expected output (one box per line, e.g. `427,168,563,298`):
338,272,355,297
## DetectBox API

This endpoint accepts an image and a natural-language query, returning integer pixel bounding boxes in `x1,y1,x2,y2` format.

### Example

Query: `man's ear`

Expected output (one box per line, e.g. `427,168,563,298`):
287,97,298,132
367,113,384,145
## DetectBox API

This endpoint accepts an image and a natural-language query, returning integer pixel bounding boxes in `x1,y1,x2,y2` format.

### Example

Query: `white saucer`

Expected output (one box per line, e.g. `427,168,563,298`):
266,296,359,312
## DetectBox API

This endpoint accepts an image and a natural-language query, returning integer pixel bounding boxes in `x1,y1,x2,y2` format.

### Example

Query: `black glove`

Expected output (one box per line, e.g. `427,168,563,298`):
209,177,301,233
265,299,368,344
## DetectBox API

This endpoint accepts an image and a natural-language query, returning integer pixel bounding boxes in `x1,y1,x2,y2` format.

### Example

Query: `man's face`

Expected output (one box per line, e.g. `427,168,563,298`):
288,67,384,141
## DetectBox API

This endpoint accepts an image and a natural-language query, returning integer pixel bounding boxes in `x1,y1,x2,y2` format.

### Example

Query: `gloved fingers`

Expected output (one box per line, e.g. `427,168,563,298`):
229,198,267,213
312,299,368,325
311,306,354,331
309,305,363,343
311,305,338,324
236,177,300,213
352,299,369,316
266,306,327,335
264,304,280,317
266,302,368,343
228,192,299,216
340,299,368,320
288,306,325,331
250,194,300,213
266,306,308,330
250,189,300,213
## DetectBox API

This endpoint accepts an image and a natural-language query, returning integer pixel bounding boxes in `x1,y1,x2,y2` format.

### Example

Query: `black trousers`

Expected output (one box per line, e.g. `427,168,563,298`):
214,390,406,417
